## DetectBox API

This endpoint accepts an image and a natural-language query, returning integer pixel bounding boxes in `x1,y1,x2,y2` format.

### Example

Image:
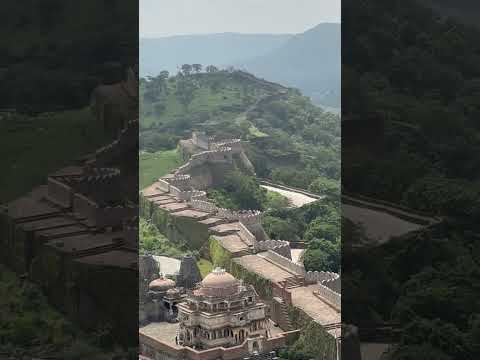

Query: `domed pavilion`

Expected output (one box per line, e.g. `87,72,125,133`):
177,267,269,349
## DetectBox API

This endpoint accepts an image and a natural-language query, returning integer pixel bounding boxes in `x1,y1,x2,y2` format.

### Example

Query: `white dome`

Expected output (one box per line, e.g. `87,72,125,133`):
199,268,239,296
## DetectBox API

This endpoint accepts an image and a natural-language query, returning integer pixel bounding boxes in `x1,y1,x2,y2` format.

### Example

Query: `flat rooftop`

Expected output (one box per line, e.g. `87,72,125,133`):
20,216,77,231
37,224,89,239
172,209,210,220
160,202,189,212
45,232,122,254
7,194,60,221
289,284,340,327
141,183,167,197
214,234,250,254
233,254,295,284
74,249,137,269
140,322,180,348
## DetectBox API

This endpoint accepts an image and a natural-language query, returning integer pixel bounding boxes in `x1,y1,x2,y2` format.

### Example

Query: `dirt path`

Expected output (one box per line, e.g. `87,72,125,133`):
261,184,319,207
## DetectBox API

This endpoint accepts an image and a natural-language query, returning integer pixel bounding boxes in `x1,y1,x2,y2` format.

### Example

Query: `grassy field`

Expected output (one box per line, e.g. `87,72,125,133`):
139,149,183,189
141,84,244,127
0,108,105,202
197,258,214,278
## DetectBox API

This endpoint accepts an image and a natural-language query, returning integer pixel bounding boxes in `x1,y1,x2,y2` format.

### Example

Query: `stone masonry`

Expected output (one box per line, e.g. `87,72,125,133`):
140,132,342,359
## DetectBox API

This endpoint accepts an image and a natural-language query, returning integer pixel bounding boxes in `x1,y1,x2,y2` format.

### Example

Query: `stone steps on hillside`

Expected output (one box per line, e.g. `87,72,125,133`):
278,298,294,331
285,276,303,289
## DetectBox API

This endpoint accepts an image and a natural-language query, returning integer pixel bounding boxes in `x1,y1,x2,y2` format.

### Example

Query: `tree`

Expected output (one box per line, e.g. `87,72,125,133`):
175,78,196,110
263,216,299,241
181,64,193,76
159,70,169,79
206,65,218,73
303,239,340,272
308,176,340,198
223,170,267,210
304,219,340,242
192,64,202,73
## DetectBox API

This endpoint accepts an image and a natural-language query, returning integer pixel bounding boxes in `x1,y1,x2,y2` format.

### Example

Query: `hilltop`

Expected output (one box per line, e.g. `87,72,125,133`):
140,69,340,191
139,23,341,109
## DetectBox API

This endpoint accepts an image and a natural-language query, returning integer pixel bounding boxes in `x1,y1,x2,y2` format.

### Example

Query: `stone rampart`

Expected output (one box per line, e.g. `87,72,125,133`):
73,193,96,221
321,275,341,294
255,240,291,259
305,271,339,285
192,131,210,150
213,139,242,154
47,177,73,208
166,174,192,190
93,205,136,229
157,179,171,193
237,222,256,246
190,199,218,213
174,146,234,176
264,250,306,276
314,283,341,311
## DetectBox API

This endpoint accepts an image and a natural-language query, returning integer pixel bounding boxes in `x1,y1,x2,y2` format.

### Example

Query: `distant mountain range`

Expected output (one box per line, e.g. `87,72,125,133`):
140,23,341,108
238,23,340,108
139,33,292,77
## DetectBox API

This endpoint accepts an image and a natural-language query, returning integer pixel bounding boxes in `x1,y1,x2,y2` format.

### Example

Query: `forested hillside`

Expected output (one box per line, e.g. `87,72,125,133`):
343,1,480,358
139,67,341,273
343,0,480,221
140,68,340,187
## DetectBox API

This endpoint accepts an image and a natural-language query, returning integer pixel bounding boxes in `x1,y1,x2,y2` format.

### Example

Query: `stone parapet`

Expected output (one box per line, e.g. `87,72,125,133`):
263,250,306,276
305,270,339,285
313,283,341,311
255,240,291,258
47,177,73,208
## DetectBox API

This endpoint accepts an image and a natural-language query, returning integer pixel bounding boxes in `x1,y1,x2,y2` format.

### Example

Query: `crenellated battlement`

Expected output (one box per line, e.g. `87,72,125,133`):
165,174,192,190
212,139,242,153
254,240,291,258
305,270,340,285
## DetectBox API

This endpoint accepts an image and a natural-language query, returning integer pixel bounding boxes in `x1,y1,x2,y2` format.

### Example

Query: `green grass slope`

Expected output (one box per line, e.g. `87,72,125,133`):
0,108,105,202
139,149,183,189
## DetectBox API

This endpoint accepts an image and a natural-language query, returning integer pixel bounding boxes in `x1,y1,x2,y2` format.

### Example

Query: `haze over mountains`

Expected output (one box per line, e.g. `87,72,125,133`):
140,23,341,108
140,33,292,77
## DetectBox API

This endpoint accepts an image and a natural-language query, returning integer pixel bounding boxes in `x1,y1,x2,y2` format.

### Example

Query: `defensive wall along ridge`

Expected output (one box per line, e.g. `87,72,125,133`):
140,132,342,358
0,119,140,346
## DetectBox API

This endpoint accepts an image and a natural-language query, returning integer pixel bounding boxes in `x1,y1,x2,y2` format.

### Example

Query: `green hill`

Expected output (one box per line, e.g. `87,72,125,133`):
140,69,340,189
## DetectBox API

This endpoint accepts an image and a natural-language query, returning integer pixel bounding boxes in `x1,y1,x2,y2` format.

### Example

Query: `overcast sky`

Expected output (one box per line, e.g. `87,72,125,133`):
140,0,340,38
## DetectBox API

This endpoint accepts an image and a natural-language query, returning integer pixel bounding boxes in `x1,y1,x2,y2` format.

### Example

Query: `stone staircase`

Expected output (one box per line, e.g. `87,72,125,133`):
284,276,303,289
234,249,252,257
277,298,294,331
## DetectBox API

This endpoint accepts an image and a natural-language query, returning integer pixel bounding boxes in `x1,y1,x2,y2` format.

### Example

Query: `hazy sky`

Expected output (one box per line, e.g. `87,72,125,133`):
140,0,340,38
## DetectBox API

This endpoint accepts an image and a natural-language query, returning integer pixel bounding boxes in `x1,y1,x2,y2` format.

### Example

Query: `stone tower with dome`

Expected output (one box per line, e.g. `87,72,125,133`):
177,268,270,350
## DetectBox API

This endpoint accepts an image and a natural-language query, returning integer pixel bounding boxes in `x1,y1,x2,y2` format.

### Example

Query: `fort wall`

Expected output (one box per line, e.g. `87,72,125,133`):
305,270,339,285
264,250,306,276
313,283,341,311
1,118,139,347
